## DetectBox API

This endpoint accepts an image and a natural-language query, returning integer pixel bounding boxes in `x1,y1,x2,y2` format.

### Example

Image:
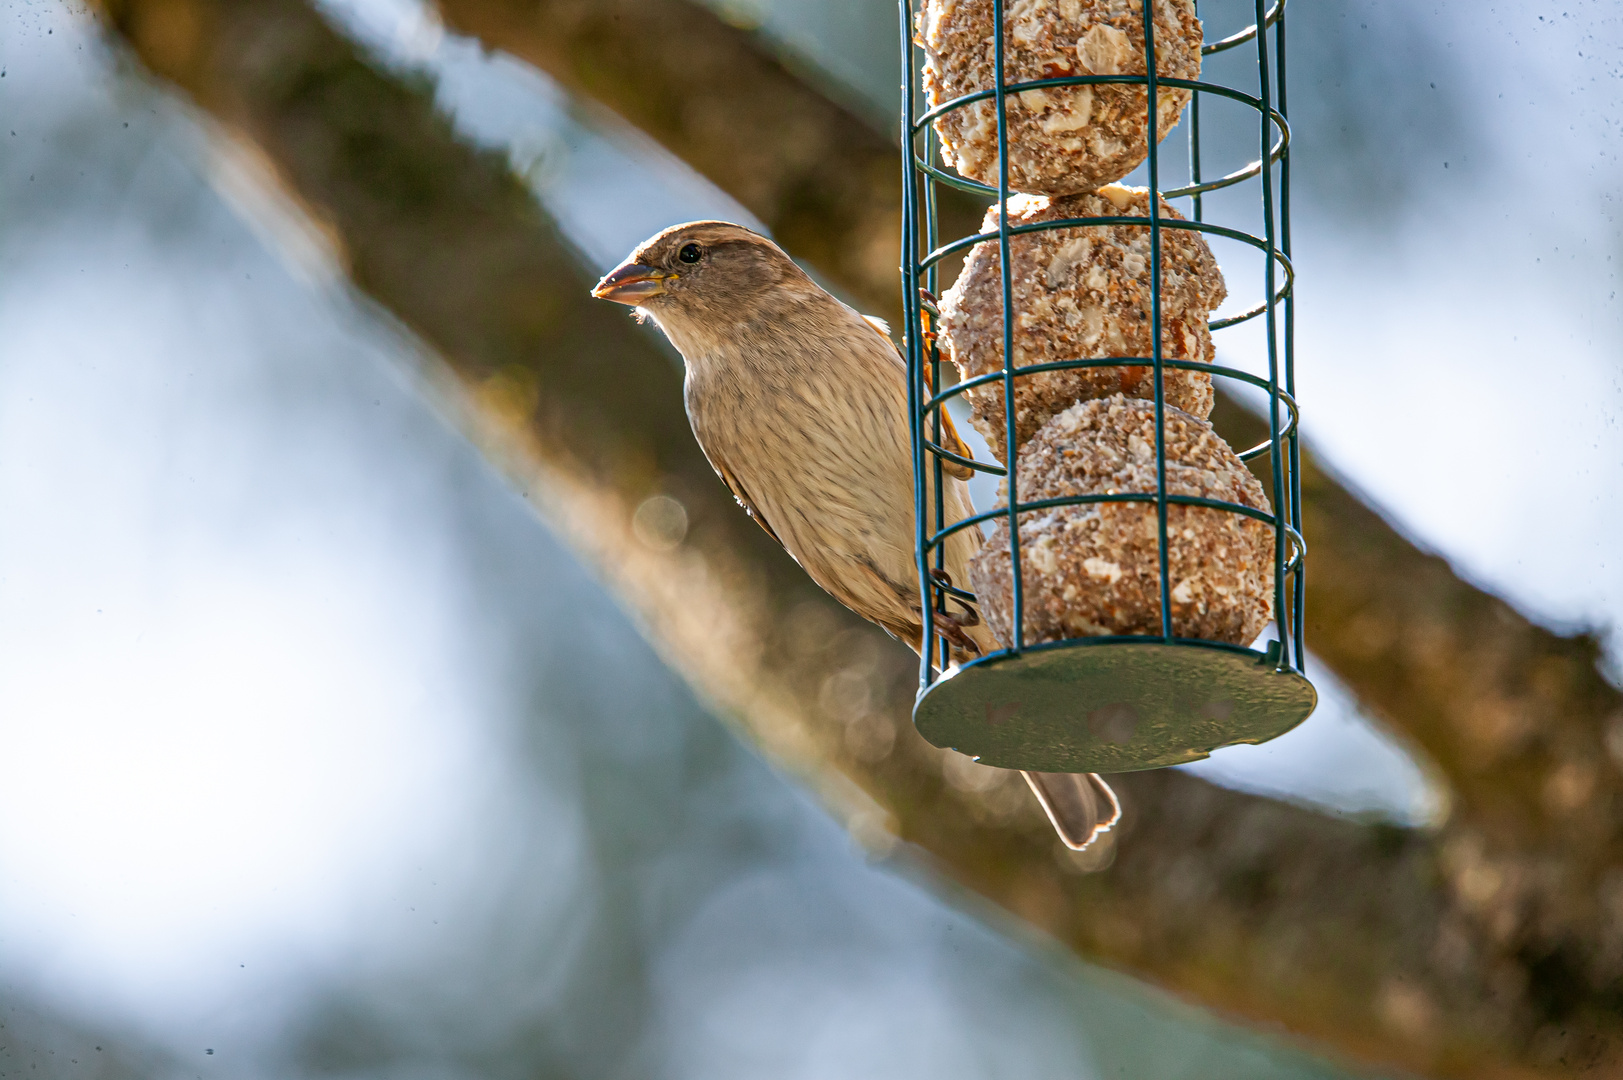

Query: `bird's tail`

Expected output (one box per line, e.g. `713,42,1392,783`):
929,611,1120,854
1022,771,1121,851
917,562,1119,854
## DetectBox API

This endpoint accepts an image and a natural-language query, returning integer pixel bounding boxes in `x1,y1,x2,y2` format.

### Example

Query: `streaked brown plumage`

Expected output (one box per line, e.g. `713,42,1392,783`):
593,221,1119,852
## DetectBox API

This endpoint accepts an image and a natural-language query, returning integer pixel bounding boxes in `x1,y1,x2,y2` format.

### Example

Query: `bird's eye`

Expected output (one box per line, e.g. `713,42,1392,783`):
678,243,703,264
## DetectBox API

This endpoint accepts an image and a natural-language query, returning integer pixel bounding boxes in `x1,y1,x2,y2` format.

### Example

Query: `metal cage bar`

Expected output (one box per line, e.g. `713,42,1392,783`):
1144,0,1173,640
991,0,1025,653
1253,0,1289,671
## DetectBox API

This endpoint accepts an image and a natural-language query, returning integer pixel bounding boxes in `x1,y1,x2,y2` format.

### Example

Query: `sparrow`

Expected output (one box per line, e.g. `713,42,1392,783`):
593,221,1119,852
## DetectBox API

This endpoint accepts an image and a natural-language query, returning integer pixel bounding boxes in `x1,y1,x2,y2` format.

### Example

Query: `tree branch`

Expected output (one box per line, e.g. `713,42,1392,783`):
90,0,1623,1075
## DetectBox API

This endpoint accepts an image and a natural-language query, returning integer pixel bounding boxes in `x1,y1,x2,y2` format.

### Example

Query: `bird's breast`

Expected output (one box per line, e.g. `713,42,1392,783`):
686,331,918,562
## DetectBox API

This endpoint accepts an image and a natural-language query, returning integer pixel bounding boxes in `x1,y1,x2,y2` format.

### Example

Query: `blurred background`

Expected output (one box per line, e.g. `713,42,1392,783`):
0,0,1618,1078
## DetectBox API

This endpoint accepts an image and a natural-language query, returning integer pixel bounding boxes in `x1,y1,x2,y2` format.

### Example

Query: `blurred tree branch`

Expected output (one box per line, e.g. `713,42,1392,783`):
434,0,941,320
90,0,1623,1077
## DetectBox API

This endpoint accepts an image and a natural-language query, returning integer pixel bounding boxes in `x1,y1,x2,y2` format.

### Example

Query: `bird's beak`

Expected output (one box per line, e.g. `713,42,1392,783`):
592,262,671,305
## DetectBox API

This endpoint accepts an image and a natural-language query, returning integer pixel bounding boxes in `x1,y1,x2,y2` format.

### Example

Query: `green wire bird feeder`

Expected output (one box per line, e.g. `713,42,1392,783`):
901,0,1315,774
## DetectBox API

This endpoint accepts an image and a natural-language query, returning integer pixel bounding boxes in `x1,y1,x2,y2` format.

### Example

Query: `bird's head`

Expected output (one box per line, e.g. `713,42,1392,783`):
591,222,812,326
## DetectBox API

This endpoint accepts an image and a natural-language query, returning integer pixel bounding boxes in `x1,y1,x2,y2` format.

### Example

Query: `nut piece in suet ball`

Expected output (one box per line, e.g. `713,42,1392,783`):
967,396,1273,647
939,187,1226,459
919,0,1202,196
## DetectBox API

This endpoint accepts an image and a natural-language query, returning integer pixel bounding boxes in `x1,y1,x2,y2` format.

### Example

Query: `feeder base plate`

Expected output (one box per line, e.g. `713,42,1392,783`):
913,639,1316,774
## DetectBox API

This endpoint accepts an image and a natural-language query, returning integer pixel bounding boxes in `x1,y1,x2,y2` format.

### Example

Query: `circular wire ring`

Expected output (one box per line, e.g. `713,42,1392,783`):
920,361,1298,475
925,514,1307,605
915,216,1293,336
912,75,1271,133
1204,0,1286,55
927,492,1280,551
910,78,1288,204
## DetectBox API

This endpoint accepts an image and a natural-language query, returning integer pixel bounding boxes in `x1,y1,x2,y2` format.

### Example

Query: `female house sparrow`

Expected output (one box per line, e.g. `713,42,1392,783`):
593,221,1119,852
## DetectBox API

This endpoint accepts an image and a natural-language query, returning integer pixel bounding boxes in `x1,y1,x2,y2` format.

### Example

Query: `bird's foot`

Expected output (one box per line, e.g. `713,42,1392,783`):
931,602,984,657
937,616,983,656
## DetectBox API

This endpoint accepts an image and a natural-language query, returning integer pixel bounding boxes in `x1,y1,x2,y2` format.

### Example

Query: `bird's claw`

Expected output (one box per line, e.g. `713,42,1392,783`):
934,610,984,656
929,569,984,653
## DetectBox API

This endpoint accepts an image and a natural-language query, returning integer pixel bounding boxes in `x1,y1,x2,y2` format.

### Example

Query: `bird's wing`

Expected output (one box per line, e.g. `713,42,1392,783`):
861,315,977,482
714,458,785,550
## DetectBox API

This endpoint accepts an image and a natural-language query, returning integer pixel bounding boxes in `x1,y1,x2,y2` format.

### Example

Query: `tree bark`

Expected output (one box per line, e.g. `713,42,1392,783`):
90,0,1623,1076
